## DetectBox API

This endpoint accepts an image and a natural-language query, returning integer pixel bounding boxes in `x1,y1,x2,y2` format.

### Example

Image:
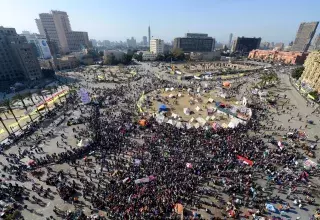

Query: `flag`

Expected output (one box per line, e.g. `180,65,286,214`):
237,155,253,166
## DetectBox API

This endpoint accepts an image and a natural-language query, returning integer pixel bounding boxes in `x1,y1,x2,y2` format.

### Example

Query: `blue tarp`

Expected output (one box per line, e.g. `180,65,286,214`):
159,104,168,112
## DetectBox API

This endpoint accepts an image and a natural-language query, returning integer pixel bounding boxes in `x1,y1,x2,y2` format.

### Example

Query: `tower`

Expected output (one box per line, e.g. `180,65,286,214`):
148,25,151,46
228,33,233,48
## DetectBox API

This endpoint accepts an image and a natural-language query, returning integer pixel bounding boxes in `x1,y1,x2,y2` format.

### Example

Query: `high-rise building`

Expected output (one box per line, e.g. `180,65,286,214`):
173,33,215,52
150,39,164,54
300,51,320,92
127,37,137,48
143,36,148,46
21,31,52,59
291,22,319,52
228,33,233,48
0,26,42,82
36,10,90,54
231,37,261,53
90,39,97,47
148,26,151,46
314,34,320,50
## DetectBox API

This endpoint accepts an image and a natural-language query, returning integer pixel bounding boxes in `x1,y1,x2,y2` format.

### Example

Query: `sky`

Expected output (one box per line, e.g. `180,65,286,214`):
0,0,319,44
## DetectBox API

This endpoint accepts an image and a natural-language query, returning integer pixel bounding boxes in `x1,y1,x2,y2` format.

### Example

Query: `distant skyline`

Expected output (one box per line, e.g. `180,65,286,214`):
0,0,319,44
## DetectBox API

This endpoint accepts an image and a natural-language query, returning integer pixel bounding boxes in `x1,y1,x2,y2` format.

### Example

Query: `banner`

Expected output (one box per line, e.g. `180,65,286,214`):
237,155,253,166
134,175,156,184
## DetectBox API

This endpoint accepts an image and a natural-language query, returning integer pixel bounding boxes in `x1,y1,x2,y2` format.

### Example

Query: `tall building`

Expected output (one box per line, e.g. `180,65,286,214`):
228,33,233,48
0,26,42,82
231,37,261,53
150,39,164,54
90,39,97,47
148,26,151,46
36,10,90,54
173,33,215,52
291,22,319,52
143,36,148,46
300,51,320,92
314,34,320,50
21,31,52,59
127,37,137,48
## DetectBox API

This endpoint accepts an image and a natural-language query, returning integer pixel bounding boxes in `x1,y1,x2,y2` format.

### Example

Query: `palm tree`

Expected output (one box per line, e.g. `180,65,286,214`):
0,117,10,136
53,85,63,105
16,94,33,122
101,69,106,81
3,99,22,131
36,90,50,113
27,92,42,117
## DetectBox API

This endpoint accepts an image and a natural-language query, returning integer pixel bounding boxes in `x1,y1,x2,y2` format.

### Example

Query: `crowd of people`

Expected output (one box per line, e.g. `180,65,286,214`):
0,65,319,220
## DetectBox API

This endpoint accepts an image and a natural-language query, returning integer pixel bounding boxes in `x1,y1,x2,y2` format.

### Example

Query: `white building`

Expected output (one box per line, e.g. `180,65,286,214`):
141,51,157,61
104,50,125,61
150,39,164,55
21,31,52,59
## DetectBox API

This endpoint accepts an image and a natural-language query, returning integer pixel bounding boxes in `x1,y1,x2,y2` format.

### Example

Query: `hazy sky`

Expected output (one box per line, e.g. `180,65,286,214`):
0,0,319,44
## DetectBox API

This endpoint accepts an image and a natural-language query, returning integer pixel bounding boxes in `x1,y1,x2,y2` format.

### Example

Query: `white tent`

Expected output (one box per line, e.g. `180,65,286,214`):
190,117,195,123
155,114,165,124
170,87,174,91
195,106,201,111
206,116,211,121
178,93,182,97
186,123,193,129
165,88,170,91
169,94,175,98
196,117,206,126
171,113,179,119
183,108,191,115
167,119,176,126
176,121,184,129
194,123,200,129
208,98,214,103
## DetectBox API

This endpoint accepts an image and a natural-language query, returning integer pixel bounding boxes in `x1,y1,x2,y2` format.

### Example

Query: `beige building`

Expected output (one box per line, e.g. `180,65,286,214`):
300,51,320,92
0,26,42,83
150,39,164,54
36,10,90,54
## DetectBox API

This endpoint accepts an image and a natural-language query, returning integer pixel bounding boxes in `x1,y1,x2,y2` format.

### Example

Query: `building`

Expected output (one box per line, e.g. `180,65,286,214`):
274,42,284,51
314,34,320,50
127,37,137,48
231,37,261,53
248,50,308,65
103,50,125,61
143,36,148,46
173,33,215,52
0,26,42,83
66,31,90,52
150,39,164,54
190,51,221,61
90,39,97,47
36,10,90,54
148,26,151,46
260,42,271,50
291,22,319,52
139,51,157,61
228,33,233,48
20,31,52,59
300,51,320,92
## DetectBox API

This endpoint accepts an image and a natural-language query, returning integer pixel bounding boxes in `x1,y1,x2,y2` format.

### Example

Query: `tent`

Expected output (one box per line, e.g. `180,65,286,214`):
196,117,206,126
174,203,184,215
168,94,175,98
183,108,191,115
186,123,193,129
223,81,231,87
195,106,201,111
159,104,168,112
138,119,147,127
207,98,214,103
171,113,179,119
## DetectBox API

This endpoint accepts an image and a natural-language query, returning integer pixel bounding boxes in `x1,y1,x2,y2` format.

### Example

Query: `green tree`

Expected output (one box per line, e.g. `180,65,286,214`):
133,52,143,61
15,94,33,122
104,54,116,65
3,99,22,131
291,66,304,79
156,54,165,61
27,92,42,117
172,48,185,61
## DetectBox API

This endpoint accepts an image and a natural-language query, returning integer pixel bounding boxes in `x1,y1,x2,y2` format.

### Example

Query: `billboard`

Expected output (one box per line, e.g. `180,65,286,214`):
37,39,52,59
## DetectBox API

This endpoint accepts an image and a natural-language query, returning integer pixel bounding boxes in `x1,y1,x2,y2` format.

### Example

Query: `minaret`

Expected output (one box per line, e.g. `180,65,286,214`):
148,25,151,47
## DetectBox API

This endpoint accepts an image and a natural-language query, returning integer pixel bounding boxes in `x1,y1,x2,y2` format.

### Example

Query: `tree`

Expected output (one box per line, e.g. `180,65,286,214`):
27,92,42,117
122,54,133,65
37,90,50,112
3,99,22,131
15,94,33,122
133,52,143,61
0,116,10,136
104,54,116,65
98,51,104,57
156,54,165,61
291,66,304,79
41,69,55,78
172,48,185,61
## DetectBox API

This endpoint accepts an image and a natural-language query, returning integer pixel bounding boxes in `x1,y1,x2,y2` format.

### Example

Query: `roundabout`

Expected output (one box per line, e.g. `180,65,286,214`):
139,83,252,129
